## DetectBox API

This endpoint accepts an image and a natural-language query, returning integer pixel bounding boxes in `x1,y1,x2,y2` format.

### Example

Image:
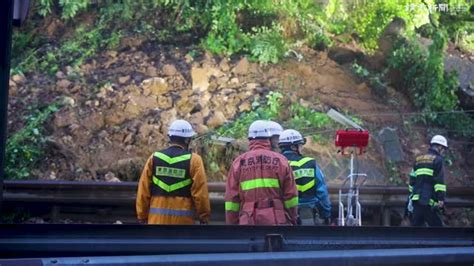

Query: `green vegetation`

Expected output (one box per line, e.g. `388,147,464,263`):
388,31,474,137
217,91,337,141
5,104,59,179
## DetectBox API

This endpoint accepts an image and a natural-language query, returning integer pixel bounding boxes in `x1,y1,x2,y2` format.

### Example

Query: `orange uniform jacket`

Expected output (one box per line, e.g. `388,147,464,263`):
136,146,211,224
225,139,298,225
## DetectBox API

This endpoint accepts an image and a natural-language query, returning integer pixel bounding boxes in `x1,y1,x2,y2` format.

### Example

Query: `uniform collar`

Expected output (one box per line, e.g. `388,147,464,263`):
249,139,271,150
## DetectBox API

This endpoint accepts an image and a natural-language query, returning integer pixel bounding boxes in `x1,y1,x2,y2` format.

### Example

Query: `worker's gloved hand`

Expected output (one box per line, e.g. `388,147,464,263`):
138,219,147,225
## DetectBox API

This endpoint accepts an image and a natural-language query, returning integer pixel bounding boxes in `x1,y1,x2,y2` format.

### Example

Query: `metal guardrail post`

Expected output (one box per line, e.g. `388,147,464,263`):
0,0,14,222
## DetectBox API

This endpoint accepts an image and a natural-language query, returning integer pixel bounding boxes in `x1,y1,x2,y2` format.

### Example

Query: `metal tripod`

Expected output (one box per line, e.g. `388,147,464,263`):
338,151,367,226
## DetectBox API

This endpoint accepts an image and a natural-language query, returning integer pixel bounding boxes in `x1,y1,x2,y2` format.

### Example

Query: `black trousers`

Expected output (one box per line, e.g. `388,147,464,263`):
410,202,443,227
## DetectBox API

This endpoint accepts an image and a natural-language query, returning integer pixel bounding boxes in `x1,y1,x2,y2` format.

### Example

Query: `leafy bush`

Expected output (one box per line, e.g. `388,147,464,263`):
217,91,337,140
5,104,59,179
37,0,89,19
246,24,287,64
348,0,427,51
388,30,474,137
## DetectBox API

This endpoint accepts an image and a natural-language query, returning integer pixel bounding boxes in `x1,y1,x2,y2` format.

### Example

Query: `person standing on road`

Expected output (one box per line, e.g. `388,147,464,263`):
136,119,211,225
225,120,298,225
278,129,332,225
409,135,448,227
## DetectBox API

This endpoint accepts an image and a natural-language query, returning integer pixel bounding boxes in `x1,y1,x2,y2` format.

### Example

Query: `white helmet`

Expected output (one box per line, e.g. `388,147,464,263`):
279,129,305,145
248,120,271,139
168,119,196,138
266,121,283,137
430,135,448,148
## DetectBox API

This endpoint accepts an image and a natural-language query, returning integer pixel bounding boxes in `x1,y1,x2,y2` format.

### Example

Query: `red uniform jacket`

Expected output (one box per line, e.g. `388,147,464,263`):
225,139,298,225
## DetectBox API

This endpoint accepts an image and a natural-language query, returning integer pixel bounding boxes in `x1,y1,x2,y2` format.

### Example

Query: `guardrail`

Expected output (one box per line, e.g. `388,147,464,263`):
3,180,474,225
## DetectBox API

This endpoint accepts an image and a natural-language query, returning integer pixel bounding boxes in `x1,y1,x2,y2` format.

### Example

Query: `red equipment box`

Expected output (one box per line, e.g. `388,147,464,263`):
335,129,370,155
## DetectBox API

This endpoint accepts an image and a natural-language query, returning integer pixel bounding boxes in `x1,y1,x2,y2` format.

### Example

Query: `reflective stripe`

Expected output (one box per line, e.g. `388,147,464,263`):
415,168,434,176
409,170,416,178
297,179,316,192
290,157,313,167
429,199,437,206
150,207,194,216
225,202,240,212
156,166,186,178
293,168,315,179
240,178,280,191
408,185,413,193
284,196,299,209
154,152,191,164
153,176,192,192
411,194,420,200
434,184,446,192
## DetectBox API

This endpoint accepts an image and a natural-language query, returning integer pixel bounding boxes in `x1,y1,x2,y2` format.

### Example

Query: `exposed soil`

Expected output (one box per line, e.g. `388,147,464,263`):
7,37,473,187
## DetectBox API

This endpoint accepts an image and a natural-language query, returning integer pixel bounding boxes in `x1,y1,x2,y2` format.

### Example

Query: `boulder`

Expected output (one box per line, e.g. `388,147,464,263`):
207,111,227,128
232,57,249,75
156,96,173,109
328,46,363,65
378,127,404,162
56,79,72,90
445,54,474,110
142,77,169,95
162,64,178,76
54,110,78,128
118,75,131,84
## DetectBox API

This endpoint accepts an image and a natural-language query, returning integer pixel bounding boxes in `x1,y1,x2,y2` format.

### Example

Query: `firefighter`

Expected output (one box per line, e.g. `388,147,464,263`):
225,120,298,225
266,120,283,151
278,129,331,225
409,135,448,227
136,119,211,225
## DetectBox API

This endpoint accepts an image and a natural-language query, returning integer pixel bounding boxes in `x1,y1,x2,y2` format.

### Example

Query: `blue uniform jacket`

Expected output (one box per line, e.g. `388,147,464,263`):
282,150,331,218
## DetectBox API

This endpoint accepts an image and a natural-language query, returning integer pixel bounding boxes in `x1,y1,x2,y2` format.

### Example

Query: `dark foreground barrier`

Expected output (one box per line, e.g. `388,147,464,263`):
0,224,473,265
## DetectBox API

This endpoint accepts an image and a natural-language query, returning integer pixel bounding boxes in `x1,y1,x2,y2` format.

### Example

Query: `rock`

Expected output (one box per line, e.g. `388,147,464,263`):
138,123,154,138
82,112,105,131
123,133,134,145
106,50,118,58
104,171,121,182
54,110,78,128
176,97,196,117
232,57,249,75
201,106,211,118
328,46,364,65
162,64,177,76
124,101,142,117
146,66,158,76
194,124,209,134
112,157,144,181
378,17,406,56
118,75,131,84
239,101,252,112
142,77,169,95
61,96,76,107
160,109,177,132
185,53,194,63
157,96,172,109
56,79,72,90
207,111,227,128
191,67,210,92
378,127,404,162
246,83,259,90
55,71,66,79
230,77,239,84
189,112,204,127
445,54,474,110
98,130,109,139
12,74,26,84
219,58,231,72
105,110,127,126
